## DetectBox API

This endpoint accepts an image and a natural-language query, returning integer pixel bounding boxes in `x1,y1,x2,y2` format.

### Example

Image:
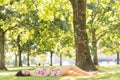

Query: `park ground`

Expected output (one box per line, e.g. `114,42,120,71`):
0,65,120,80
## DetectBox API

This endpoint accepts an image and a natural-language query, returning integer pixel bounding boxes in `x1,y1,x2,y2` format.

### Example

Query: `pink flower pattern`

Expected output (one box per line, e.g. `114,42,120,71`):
49,69,60,76
34,68,48,75
34,68,60,76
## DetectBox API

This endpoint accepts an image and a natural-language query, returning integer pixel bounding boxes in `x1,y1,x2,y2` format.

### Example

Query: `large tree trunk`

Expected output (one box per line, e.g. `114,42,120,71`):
0,29,7,70
69,0,97,71
92,28,98,65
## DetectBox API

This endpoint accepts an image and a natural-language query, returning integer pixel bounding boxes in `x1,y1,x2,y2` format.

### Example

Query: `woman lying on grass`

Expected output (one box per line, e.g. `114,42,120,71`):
16,65,97,76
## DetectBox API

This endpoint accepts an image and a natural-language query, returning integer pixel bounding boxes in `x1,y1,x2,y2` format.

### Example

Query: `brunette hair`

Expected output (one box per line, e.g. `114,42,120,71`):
16,70,26,76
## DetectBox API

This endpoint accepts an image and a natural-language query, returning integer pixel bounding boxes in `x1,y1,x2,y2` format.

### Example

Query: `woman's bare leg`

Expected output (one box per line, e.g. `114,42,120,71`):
65,71,88,76
59,65,90,76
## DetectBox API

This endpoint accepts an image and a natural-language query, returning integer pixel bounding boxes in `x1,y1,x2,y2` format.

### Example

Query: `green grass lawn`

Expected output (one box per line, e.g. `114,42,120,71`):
0,65,120,80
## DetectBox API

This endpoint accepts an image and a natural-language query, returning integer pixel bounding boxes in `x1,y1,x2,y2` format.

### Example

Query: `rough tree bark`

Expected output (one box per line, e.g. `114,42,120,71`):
69,0,97,71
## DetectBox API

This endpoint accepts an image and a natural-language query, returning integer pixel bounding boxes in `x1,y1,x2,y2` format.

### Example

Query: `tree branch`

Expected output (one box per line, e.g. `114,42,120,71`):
96,30,108,41
4,25,17,33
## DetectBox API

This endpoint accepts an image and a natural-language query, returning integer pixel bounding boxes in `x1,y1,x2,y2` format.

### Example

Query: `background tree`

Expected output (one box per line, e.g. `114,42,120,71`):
87,0,116,65
0,2,18,70
87,0,120,65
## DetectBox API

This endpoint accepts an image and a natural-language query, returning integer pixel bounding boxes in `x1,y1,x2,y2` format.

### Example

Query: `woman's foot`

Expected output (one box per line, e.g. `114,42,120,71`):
88,71,97,75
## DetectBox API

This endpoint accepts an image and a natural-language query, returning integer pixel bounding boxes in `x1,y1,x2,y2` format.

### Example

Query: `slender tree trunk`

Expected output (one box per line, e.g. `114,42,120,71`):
92,28,98,65
93,47,98,65
18,48,22,66
50,52,53,66
117,51,119,64
60,53,62,66
0,29,7,70
14,53,17,67
69,0,97,71
17,34,22,66
27,50,30,66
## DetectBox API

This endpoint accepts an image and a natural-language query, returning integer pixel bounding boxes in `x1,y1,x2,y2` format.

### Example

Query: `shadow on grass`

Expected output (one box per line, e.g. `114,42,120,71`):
80,72,120,80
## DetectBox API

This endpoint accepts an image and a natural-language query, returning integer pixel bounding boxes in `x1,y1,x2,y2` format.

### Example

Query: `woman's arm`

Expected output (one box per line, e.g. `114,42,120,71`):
30,72,42,76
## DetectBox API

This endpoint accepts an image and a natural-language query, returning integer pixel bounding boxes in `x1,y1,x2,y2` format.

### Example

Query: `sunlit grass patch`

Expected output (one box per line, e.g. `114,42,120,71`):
0,72,15,76
14,76,61,80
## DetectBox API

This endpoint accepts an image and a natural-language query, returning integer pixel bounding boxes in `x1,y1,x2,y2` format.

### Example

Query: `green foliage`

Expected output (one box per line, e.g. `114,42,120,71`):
0,0,74,64
2,0,119,67
31,0,74,58
98,0,120,55
0,4,17,32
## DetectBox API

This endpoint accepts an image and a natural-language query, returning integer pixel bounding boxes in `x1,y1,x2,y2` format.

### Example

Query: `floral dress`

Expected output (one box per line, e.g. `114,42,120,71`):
34,68,48,76
34,68,61,76
49,69,61,76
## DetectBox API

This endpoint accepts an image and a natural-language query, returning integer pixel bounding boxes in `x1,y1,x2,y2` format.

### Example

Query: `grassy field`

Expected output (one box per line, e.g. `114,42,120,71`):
0,65,120,80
